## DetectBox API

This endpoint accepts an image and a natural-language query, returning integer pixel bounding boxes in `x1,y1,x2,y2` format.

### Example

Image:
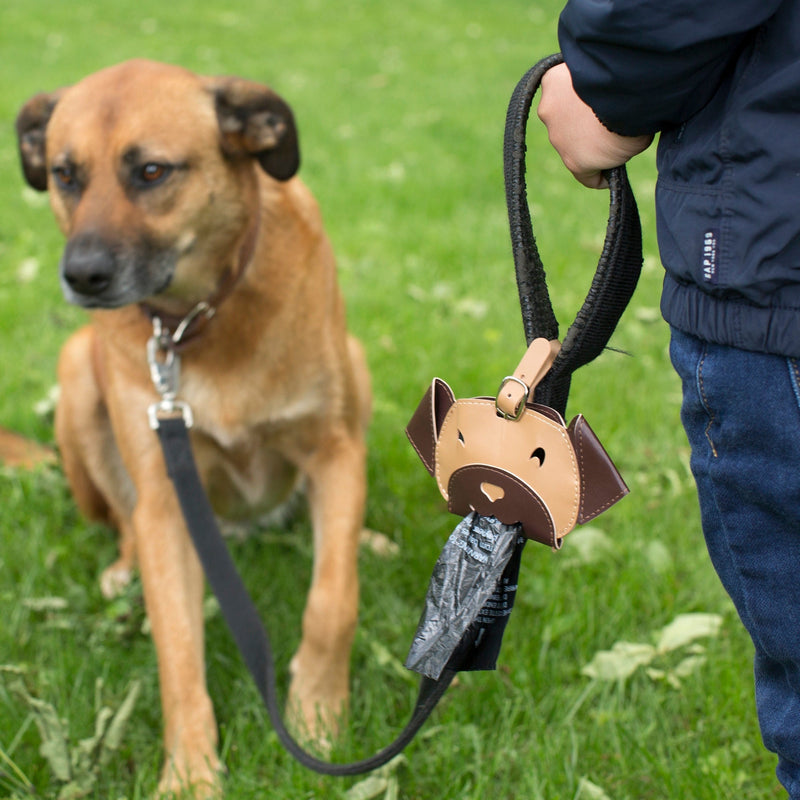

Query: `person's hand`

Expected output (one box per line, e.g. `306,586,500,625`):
538,63,653,188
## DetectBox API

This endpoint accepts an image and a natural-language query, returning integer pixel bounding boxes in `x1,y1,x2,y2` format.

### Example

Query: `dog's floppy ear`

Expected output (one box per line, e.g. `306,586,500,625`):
406,379,455,476
16,90,65,192
567,415,629,523
209,77,300,182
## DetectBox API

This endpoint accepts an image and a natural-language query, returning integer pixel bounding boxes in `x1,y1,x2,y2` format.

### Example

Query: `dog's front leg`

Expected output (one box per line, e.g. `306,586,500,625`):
289,426,366,742
121,448,221,797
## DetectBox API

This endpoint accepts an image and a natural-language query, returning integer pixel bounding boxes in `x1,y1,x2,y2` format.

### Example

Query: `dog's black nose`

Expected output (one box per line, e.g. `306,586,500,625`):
62,235,115,296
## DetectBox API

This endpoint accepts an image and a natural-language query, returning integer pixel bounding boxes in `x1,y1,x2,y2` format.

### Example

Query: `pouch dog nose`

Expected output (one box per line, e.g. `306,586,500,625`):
480,482,505,504
63,235,114,296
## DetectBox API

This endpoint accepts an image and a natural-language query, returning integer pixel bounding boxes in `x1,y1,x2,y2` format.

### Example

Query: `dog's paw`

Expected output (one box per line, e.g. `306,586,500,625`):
157,757,223,800
287,656,348,750
100,560,133,599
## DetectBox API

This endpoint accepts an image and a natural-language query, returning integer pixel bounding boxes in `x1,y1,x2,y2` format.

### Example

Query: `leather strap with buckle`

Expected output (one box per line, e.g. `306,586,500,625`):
495,338,561,420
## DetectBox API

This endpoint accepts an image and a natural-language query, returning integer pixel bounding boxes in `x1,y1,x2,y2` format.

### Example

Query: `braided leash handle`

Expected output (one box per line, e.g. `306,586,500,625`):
504,53,643,415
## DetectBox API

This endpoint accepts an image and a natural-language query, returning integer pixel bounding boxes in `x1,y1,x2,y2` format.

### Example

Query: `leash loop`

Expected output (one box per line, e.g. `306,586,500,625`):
504,52,643,415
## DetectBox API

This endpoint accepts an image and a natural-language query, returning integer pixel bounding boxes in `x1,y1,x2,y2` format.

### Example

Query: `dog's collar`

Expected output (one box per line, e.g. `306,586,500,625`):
140,211,260,352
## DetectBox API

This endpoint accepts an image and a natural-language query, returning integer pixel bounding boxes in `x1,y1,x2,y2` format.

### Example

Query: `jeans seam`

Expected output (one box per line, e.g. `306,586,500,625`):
696,348,718,458
788,358,800,411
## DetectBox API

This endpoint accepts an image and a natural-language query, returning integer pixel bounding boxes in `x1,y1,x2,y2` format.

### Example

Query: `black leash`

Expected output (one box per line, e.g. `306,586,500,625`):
504,53,642,415
149,53,642,775
154,416,455,775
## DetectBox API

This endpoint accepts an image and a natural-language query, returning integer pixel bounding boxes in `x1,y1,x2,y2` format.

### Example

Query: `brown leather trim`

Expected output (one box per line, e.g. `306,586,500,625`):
405,378,455,476
446,464,557,547
567,414,629,523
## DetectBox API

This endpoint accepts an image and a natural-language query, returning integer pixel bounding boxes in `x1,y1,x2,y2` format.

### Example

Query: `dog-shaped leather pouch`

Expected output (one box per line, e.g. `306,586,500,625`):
406,338,628,549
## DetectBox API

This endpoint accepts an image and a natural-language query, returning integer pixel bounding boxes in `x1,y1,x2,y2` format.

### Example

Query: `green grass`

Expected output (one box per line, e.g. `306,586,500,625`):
0,1,780,798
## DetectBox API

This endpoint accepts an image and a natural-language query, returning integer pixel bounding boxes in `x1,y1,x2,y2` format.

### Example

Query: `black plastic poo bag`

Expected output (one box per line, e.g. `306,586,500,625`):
406,512,526,680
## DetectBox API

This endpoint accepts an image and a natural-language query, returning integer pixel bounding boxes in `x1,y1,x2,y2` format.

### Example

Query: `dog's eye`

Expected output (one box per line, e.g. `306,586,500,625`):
530,447,546,466
136,163,173,186
52,164,78,191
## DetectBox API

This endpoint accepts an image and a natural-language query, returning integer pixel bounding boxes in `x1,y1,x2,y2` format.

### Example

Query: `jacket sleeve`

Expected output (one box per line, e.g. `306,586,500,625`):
558,0,784,136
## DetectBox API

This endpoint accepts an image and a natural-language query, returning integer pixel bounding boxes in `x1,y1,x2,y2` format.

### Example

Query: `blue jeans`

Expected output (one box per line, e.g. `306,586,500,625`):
669,328,800,797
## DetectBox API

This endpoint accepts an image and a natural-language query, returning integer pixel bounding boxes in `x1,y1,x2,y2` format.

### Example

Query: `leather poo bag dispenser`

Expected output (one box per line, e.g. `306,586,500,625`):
405,338,628,551
151,52,642,775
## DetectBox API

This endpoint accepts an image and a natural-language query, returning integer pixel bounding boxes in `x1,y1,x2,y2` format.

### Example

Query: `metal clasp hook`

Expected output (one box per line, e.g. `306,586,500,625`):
146,316,194,429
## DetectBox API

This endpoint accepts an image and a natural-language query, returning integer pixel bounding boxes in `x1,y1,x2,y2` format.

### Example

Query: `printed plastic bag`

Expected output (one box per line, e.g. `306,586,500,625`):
406,512,525,680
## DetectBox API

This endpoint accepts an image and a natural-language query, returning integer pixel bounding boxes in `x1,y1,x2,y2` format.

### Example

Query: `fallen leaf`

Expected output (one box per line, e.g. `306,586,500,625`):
577,776,613,799
345,755,405,800
656,613,722,654
581,642,656,682
672,653,707,679
345,776,388,800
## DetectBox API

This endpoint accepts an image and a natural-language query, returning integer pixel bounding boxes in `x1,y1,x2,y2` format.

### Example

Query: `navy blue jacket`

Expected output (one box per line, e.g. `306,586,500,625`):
558,0,800,357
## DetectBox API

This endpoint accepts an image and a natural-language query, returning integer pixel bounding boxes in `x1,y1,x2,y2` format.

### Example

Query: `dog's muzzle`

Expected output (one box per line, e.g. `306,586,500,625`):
60,232,174,308
61,234,116,302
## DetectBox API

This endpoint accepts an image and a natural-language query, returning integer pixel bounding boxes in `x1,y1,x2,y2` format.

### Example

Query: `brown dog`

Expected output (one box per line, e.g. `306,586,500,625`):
16,59,371,797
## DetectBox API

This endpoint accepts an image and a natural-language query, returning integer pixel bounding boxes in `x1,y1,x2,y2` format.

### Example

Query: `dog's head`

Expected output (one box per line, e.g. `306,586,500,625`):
16,59,299,310
406,377,628,548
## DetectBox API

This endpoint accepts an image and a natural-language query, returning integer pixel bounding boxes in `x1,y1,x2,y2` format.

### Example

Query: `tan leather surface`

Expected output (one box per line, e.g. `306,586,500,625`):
435,399,580,540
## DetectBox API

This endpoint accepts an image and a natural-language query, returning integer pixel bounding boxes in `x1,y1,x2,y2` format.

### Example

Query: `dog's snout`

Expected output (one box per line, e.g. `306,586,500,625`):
62,235,115,297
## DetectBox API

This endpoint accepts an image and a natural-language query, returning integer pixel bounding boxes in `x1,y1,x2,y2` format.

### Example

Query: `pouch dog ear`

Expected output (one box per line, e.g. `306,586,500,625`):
406,378,455,476
209,77,300,181
567,415,629,523
16,90,65,191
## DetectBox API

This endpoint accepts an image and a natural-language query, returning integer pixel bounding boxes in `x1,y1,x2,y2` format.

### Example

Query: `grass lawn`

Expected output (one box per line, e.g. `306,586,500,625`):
0,1,781,798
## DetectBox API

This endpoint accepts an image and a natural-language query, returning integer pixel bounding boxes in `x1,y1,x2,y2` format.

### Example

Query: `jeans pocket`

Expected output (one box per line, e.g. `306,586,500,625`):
695,350,718,457
669,328,717,458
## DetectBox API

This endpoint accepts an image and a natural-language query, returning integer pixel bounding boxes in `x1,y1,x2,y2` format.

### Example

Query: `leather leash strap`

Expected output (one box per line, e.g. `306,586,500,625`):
504,53,642,415
154,416,454,775
151,53,643,775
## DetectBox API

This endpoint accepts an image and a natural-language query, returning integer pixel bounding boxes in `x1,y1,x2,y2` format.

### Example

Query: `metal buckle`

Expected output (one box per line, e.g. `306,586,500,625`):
495,376,529,421
148,399,194,430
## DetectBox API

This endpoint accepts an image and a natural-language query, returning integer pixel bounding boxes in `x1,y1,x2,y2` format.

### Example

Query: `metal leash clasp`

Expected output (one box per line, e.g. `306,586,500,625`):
147,316,194,430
